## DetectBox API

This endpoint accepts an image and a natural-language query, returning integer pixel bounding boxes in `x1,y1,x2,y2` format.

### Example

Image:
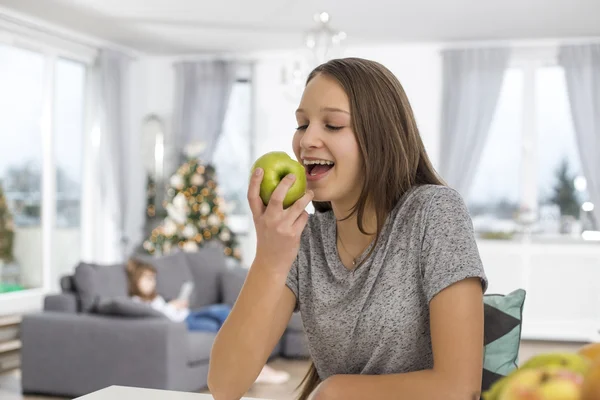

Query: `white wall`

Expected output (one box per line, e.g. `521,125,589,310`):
137,55,176,140
343,44,443,166
479,240,600,342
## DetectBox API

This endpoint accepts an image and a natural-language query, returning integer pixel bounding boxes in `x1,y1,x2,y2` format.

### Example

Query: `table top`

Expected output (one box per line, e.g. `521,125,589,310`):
75,385,269,400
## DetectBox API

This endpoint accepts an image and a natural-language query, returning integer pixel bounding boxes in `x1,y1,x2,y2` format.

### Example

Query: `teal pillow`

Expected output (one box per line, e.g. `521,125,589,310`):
482,289,526,393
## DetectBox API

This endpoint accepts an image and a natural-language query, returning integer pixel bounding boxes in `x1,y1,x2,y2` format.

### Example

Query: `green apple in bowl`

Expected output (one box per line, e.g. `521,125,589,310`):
251,151,307,209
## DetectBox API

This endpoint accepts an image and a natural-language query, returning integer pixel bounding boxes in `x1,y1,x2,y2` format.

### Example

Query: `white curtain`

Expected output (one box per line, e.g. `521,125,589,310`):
81,49,144,263
438,47,511,196
170,60,237,176
558,43,600,228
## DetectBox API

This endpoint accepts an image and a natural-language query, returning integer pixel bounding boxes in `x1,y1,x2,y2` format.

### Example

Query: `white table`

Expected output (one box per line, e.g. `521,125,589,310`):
75,385,269,400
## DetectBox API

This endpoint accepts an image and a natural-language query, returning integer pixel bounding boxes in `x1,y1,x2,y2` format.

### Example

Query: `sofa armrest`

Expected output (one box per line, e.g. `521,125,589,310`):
44,293,78,313
21,312,190,395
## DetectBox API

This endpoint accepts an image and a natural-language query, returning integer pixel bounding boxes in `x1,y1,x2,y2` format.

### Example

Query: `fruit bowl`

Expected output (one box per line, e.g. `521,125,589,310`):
483,343,600,400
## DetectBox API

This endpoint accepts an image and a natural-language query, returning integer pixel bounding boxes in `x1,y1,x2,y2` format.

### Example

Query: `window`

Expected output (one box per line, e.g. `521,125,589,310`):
467,61,596,241
0,42,88,293
212,80,252,234
535,66,594,236
469,68,523,237
52,58,86,287
0,44,45,290
55,58,86,228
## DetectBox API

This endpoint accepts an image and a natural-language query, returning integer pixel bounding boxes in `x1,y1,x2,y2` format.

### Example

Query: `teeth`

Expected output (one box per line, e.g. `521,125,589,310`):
303,159,334,165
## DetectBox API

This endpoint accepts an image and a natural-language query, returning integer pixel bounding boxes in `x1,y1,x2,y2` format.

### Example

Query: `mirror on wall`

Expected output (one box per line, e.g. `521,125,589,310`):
141,114,166,239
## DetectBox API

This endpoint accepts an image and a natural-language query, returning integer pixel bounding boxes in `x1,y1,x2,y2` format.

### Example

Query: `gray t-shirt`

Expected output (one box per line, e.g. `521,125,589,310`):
286,184,488,380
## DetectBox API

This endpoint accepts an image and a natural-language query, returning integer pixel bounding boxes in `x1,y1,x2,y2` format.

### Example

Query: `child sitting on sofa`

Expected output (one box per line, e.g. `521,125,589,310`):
126,258,289,385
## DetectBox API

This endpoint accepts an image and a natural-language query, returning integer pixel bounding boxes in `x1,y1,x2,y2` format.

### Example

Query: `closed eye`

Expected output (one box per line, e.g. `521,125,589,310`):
296,124,343,131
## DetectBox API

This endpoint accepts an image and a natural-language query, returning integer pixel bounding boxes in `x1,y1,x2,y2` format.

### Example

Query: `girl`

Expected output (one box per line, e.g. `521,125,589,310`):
126,259,290,385
208,57,488,400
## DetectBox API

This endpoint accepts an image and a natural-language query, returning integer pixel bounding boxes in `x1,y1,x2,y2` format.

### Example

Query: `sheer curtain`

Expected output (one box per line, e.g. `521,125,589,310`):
558,43,600,228
170,60,237,176
81,49,144,263
438,47,511,196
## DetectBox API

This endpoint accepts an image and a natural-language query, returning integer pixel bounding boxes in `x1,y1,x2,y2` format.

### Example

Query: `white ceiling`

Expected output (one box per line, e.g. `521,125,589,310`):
1,0,599,54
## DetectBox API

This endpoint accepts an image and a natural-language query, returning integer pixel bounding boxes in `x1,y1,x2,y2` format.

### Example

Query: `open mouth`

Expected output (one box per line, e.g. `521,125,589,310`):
303,159,335,177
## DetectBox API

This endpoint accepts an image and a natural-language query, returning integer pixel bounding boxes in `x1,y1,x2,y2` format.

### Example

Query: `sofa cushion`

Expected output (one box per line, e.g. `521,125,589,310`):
94,297,168,319
287,312,304,332
282,330,310,359
136,252,193,302
482,288,526,395
73,262,128,312
185,247,226,308
187,331,216,365
219,265,248,306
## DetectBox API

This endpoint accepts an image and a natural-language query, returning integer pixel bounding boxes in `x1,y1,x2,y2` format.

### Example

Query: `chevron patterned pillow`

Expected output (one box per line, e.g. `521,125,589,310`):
481,288,526,393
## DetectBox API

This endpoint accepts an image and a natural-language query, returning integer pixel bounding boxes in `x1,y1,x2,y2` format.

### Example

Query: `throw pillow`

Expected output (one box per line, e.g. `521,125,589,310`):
72,262,129,312
482,288,526,393
94,297,168,319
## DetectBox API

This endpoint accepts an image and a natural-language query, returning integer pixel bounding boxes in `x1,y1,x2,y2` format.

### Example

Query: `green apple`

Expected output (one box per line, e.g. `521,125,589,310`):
251,151,307,208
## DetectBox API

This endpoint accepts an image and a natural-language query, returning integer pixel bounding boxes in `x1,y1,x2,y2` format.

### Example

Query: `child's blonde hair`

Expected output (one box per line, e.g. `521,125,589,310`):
126,259,158,301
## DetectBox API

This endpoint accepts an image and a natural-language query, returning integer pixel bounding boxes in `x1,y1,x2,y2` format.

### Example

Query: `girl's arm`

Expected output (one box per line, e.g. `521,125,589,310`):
209,269,297,400
208,169,313,400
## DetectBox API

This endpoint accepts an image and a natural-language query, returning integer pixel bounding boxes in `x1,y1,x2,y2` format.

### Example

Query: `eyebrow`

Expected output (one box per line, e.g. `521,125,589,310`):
295,107,350,115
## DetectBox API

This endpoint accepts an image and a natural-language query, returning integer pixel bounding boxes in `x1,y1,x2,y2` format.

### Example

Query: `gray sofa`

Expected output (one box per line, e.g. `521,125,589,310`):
20,247,309,398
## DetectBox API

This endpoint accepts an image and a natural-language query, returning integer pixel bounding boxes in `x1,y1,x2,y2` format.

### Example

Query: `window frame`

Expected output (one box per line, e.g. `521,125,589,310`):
0,22,94,304
474,46,594,243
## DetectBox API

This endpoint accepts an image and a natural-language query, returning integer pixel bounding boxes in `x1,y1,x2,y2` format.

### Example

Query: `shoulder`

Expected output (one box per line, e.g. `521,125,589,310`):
385,185,472,241
400,184,469,221
410,185,477,244
406,184,466,208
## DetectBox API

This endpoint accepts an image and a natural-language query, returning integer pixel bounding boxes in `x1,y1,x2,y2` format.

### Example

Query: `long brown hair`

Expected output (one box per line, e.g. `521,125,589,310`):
126,259,158,301
297,57,444,399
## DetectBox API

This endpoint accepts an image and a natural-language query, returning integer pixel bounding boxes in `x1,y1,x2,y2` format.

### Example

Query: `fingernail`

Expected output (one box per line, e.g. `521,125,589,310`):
287,174,296,180
254,168,263,176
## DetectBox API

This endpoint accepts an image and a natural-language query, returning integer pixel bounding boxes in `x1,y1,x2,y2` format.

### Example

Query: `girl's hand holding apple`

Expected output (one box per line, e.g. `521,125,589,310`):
247,165,313,276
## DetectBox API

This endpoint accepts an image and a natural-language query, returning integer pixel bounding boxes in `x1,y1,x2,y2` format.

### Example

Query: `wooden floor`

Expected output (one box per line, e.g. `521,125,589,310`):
0,341,587,400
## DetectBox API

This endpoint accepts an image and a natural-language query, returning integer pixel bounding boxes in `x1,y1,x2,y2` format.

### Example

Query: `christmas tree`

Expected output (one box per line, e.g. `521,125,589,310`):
549,158,581,218
143,158,241,261
0,181,15,262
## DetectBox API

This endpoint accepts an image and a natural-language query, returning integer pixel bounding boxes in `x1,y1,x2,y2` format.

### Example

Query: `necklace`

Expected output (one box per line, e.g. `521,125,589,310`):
338,235,358,266
337,233,373,267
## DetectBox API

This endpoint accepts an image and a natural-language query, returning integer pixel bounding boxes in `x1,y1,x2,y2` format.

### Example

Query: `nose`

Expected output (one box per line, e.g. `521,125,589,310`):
299,125,323,149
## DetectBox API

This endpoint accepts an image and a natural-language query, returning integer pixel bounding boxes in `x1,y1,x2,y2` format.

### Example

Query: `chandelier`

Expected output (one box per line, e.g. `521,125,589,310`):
281,12,347,102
